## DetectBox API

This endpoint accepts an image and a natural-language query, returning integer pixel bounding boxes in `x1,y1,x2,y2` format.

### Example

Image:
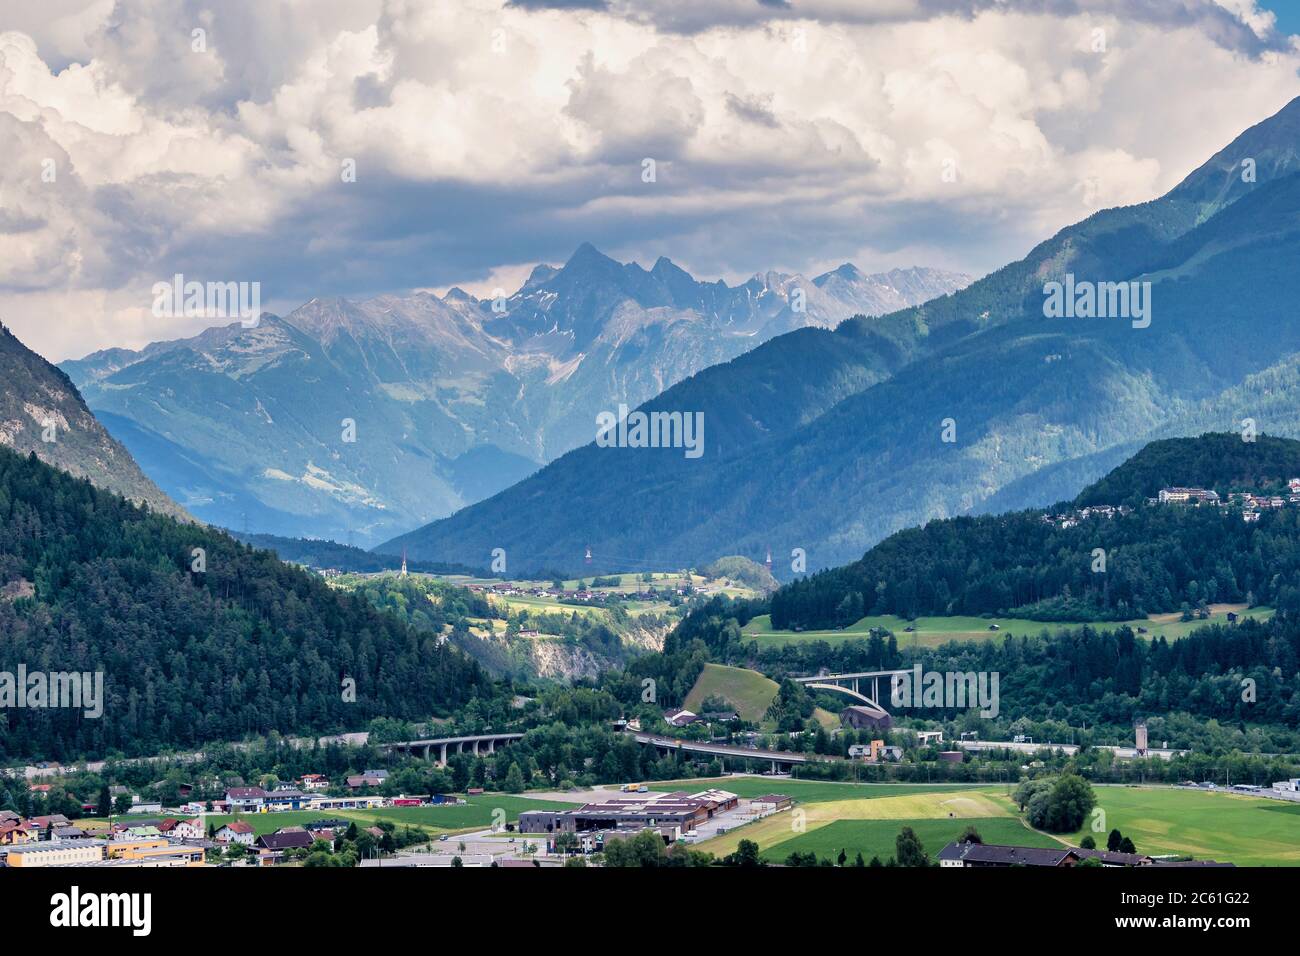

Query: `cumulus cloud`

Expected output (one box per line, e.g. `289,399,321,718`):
0,0,1298,360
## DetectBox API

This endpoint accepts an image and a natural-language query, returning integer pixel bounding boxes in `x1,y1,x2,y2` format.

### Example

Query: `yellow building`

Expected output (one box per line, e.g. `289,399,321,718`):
105,837,171,859
105,845,205,867
6,842,106,867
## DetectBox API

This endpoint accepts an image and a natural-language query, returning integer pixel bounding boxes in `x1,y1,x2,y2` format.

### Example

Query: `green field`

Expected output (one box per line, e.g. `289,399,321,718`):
499,591,679,620
349,796,572,831
695,784,1018,857
742,605,1275,649
677,778,1300,865
763,817,1058,863
651,776,1004,802
1070,786,1300,866
204,794,571,838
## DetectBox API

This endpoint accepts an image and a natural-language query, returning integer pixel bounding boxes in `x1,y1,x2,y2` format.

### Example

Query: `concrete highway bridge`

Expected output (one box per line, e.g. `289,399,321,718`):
629,732,833,773
792,669,910,720
382,733,525,766
958,739,1189,760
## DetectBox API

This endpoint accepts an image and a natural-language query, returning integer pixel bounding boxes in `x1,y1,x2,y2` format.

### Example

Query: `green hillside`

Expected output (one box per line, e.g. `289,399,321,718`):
770,434,1300,630
670,588,1300,738
1076,433,1300,505
683,663,779,722
0,445,497,762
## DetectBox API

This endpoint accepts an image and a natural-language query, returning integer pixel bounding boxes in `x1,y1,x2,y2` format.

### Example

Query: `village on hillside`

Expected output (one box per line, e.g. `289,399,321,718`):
1041,478,1300,528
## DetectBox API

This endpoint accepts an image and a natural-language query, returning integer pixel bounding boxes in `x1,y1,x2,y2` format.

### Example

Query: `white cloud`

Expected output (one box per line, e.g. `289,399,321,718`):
0,0,1297,360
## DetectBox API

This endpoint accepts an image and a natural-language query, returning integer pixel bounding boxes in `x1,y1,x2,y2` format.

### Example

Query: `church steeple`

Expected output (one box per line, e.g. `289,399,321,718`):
400,548,408,577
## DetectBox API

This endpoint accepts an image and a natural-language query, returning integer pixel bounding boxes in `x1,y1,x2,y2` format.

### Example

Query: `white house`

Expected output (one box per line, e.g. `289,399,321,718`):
225,787,268,812
215,822,256,845
173,817,204,840
662,708,698,727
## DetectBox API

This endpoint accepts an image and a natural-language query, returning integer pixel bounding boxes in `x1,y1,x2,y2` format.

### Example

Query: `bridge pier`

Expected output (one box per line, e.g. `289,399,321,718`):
379,733,523,768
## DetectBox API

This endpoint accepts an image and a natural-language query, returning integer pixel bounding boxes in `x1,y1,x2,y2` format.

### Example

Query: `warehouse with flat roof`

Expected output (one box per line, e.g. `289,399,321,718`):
518,789,737,837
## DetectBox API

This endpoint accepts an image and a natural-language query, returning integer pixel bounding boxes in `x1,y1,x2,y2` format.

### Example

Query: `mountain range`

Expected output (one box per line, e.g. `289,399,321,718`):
0,323,185,521
384,96,1300,576
61,251,967,544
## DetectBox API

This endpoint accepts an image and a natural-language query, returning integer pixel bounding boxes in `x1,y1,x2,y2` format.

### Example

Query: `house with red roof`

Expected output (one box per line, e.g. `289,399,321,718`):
215,821,256,845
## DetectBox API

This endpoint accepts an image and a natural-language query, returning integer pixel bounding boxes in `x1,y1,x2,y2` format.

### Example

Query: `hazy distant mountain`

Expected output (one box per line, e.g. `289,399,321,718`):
384,96,1300,576
62,251,968,544
0,323,186,520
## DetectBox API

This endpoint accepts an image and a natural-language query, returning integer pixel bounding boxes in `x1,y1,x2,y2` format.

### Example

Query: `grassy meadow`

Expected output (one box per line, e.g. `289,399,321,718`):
681,663,838,729
683,663,780,722
764,817,1058,864
680,778,1300,866
195,793,573,839
1070,785,1300,867
741,604,1275,650
694,784,1019,858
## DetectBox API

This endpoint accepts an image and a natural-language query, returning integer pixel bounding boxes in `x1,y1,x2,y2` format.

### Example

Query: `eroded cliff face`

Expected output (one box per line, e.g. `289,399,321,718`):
525,641,616,682
0,325,188,521
459,616,671,682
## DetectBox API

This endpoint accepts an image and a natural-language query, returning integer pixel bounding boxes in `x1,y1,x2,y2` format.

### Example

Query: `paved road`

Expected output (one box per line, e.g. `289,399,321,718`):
629,732,832,765
1178,782,1300,802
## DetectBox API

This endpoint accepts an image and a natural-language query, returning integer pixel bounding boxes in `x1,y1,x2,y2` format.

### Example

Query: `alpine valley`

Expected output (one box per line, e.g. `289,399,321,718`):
386,96,1300,577
61,250,967,545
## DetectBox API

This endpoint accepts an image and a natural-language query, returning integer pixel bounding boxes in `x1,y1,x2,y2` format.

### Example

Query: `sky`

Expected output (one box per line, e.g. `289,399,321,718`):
2,0,1300,361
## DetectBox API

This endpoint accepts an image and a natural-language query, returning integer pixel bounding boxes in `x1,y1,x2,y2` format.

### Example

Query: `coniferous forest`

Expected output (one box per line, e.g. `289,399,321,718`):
771,434,1300,629
0,447,496,762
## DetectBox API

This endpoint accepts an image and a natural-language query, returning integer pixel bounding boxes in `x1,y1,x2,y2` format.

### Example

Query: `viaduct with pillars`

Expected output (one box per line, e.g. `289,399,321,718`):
381,733,525,766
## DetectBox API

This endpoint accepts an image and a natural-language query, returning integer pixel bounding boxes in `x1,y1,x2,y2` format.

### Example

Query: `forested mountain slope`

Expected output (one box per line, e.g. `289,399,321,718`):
388,97,1300,576
0,445,495,762
769,434,1300,629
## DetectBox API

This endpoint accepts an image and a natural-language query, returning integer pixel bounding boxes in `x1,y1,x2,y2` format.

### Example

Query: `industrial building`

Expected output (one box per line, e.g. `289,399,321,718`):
518,789,739,840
